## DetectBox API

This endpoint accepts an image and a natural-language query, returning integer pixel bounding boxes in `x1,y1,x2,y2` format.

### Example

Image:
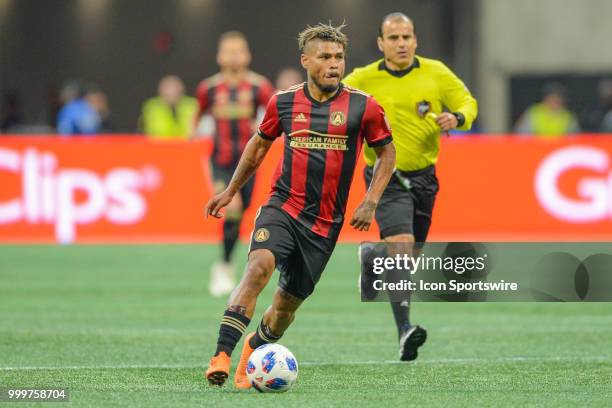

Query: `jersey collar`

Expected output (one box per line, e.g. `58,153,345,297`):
378,57,420,78
303,82,344,106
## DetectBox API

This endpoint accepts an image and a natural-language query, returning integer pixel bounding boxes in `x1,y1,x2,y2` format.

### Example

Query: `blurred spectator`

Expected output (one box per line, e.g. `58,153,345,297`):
56,85,109,135
59,80,82,106
514,83,579,137
602,112,612,133
596,80,612,132
274,67,303,91
0,91,24,132
579,79,612,132
48,81,82,128
141,75,198,139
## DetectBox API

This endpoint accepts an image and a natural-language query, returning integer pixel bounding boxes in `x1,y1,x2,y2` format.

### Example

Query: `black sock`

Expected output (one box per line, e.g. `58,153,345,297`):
249,320,282,349
215,309,251,356
384,242,413,338
222,220,241,263
390,300,411,338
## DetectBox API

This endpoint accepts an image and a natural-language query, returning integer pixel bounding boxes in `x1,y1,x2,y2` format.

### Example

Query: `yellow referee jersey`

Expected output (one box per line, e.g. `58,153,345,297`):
343,56,478,171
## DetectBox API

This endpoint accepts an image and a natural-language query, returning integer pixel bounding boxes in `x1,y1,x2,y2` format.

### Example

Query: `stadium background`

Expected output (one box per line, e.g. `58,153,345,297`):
2,0,612,242
1,1,612,406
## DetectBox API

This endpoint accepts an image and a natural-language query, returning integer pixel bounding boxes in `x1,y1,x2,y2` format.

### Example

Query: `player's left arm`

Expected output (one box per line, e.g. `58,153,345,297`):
190,81,209,139
437,64,478,132
350,97,396,231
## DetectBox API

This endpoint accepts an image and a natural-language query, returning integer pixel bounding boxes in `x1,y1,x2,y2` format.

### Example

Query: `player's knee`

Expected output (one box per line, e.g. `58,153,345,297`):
384,234,415,257
243,253,274,287
244,264,271,287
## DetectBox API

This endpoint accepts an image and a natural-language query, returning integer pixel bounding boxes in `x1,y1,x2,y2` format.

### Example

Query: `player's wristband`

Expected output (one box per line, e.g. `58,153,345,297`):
452,112,465,127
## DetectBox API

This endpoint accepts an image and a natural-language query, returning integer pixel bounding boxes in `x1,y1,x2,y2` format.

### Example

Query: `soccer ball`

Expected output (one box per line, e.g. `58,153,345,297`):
246,343,298,393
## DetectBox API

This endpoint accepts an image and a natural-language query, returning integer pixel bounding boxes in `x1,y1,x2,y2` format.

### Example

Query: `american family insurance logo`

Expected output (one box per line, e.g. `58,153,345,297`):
536,145,612,223
0,147,161,243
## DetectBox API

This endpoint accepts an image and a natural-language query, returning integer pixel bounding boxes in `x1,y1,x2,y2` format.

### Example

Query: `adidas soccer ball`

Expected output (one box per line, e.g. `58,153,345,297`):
246,343,298,393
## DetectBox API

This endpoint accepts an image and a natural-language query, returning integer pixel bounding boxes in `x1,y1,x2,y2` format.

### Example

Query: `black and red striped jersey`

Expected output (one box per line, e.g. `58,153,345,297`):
258,82,393,239
196,71,274,167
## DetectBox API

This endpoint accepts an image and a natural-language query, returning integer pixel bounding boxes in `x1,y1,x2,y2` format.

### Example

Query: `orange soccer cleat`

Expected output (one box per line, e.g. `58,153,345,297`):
205,352,231,386
234,332,256,389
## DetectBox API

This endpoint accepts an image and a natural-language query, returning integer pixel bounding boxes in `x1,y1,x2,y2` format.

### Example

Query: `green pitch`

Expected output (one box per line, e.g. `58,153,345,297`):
1,245,611,407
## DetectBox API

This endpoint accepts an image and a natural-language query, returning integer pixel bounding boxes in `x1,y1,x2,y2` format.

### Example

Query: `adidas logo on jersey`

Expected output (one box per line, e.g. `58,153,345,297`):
294,113,307,123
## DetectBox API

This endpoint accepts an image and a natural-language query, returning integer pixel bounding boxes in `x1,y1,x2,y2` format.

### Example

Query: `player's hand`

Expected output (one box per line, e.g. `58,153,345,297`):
205,190,235,219
435,112,458,132
350,200,377,231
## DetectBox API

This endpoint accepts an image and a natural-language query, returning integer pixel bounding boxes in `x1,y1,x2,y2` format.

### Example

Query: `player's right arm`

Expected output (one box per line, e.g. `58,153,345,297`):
205,94,282,218
205,134,273,218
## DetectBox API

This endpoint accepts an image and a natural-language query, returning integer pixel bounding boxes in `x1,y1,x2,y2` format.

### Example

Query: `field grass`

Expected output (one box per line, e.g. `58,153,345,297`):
1,244,611,407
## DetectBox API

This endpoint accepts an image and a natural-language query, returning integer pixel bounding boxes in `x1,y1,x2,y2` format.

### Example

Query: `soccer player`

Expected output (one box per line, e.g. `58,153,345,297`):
195,31,274,297
204,23,396,388
344,12,478,361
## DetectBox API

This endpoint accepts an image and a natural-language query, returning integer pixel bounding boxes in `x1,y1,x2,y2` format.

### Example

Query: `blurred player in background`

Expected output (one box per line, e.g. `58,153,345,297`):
141,75,197,139
204,23,396,388
344,12,478,361
194,31,274,297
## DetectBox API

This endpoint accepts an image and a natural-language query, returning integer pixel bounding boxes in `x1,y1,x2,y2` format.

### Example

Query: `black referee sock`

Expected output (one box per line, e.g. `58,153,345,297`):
249,320,282,349
390,300,411,339
215,310,251,356
222,220,241,262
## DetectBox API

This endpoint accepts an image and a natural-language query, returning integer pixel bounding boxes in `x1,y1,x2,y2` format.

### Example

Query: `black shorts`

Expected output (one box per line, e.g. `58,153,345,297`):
364,165,439,242
248,205,337,300
211,163,255,210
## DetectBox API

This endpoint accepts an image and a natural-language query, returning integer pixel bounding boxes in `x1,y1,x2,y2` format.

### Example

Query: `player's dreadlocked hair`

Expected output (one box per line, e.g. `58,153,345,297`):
297,22,348,52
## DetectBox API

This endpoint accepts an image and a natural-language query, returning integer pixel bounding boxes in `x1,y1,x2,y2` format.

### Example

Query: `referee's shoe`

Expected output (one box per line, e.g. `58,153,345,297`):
399,325,427,361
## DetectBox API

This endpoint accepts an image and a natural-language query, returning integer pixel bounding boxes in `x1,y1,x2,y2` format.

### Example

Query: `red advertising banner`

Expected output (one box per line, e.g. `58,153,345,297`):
1,135,612,243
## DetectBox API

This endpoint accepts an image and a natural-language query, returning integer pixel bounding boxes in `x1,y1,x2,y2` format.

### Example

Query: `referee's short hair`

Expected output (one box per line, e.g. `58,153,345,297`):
379,12,414,37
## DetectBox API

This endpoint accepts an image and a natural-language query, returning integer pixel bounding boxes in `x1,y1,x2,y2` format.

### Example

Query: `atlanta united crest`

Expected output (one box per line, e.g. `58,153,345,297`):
330,111,346,126
254,228,270,242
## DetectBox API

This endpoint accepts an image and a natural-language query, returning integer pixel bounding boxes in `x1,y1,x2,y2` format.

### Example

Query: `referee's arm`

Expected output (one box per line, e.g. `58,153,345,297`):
440,67,478,131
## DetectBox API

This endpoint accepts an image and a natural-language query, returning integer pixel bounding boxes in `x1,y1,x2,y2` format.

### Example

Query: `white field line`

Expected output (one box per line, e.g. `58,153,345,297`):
0,356,610,371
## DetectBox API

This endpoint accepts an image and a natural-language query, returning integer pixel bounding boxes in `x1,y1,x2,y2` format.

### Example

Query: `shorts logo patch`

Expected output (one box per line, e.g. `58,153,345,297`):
330,111,346,126
254,228,270,242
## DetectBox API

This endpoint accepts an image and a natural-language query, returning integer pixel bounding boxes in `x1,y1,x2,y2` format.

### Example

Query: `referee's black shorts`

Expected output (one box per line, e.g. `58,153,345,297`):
211,162,256,210
248,205,337,300
364,165,439,243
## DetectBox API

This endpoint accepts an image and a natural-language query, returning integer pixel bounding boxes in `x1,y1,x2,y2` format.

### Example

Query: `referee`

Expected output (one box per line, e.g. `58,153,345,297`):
344,12,478,361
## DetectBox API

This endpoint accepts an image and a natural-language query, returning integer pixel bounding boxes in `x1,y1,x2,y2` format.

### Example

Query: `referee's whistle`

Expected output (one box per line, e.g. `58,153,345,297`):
426,112,449,137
